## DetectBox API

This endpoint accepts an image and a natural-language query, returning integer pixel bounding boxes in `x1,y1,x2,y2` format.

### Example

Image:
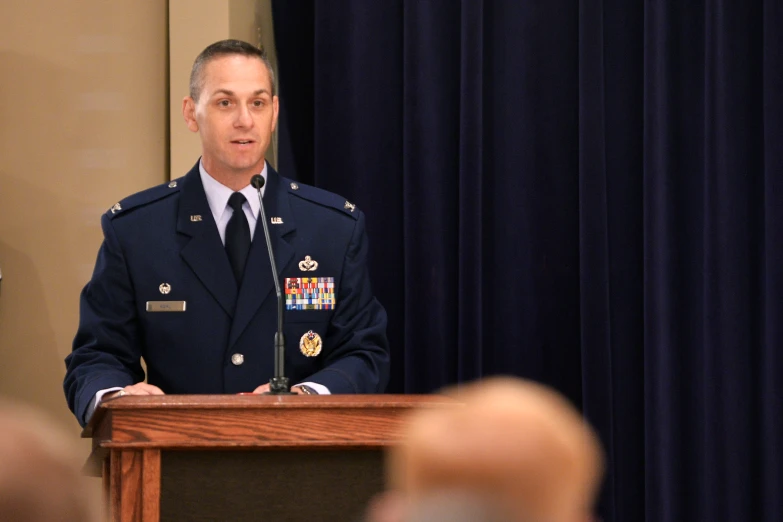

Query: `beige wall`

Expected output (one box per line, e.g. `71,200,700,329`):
169,0,277,178
169,0,230,177
0,0,168,460
0,0,276,478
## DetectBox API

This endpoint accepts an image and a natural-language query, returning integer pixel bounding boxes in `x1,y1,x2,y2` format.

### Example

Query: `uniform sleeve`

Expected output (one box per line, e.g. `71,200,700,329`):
64,214,145,426
305,211,390,393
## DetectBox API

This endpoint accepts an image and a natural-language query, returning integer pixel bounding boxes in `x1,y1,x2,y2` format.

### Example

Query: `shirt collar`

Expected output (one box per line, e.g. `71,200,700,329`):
199,160,267,222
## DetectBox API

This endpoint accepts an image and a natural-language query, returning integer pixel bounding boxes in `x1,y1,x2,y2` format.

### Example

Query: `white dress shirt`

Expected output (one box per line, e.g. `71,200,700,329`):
198,160,264,243
90,161,328,415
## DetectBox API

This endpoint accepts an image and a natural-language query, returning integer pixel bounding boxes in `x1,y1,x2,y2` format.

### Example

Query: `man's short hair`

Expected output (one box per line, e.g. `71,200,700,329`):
189,39,276,101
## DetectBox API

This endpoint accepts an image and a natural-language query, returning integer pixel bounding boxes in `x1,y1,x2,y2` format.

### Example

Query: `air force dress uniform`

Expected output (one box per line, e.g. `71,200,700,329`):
64,162,390,427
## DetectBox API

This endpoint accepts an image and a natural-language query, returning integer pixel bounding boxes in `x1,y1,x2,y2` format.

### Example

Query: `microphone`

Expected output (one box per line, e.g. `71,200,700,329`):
251,174,293,394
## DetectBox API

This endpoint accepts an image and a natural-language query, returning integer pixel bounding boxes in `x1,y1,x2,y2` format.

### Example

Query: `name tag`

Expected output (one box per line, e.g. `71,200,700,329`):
146,301,187,312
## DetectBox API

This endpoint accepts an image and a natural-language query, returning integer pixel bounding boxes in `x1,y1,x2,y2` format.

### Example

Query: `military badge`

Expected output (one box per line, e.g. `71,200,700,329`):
284,277,336,310
110,202,122,214
300,330,322,357
159,283,171,295
298,255,318,271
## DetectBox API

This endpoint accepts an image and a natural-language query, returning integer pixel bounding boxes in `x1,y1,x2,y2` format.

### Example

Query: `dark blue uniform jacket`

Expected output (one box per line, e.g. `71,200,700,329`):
64,163,390,426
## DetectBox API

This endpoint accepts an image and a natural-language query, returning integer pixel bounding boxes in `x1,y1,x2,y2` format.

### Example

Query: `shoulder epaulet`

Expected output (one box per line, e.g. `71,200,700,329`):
106,178,182,219
286,179,360,220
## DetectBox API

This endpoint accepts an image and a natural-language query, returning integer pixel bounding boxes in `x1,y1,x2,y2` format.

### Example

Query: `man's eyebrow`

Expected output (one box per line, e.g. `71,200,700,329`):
210,88,271,97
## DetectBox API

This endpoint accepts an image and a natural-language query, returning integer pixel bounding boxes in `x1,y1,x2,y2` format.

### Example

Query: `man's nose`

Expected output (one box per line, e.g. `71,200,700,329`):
234,105,253,127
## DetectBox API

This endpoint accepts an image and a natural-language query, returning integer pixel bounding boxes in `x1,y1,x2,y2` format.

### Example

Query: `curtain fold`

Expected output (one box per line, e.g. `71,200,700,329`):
761,4,783,521
401,1,462,388
455,0,485,380
272,1,782,520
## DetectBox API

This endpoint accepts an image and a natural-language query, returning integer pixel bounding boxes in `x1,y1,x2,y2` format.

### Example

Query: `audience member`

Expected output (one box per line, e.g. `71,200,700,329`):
367,377,604,522
0,398,99,522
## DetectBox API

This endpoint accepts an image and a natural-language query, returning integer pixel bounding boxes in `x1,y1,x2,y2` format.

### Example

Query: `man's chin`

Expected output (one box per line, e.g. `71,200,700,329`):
226,159,265,174
203,154,266,179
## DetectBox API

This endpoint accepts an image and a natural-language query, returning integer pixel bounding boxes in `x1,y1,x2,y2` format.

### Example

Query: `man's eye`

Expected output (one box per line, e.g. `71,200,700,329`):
218,100,231,107
252,100,264,107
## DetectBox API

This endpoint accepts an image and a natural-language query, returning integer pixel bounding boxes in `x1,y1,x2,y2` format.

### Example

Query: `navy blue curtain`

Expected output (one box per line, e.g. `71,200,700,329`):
272,1,783,521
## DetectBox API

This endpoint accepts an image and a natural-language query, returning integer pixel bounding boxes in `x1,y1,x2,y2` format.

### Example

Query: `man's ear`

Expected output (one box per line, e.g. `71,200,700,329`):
182,97,199,133
271,95,280,133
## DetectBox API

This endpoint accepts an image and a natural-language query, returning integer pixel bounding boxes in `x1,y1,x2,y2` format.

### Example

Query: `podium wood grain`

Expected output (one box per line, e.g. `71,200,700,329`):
84,395,453,522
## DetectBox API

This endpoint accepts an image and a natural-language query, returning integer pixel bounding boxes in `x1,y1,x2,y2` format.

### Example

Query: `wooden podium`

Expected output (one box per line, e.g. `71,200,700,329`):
83,395,452,522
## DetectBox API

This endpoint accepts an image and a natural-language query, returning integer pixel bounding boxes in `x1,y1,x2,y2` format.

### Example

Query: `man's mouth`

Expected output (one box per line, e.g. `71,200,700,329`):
232,139,255,145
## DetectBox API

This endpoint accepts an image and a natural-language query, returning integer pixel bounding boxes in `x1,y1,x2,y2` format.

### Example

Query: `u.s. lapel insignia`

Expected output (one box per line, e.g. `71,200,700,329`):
298,255,318,271
159,283,171,295
110,202,122,214
344,200,356,212
300,330,322,357
190,215,202,222
271,217,283,224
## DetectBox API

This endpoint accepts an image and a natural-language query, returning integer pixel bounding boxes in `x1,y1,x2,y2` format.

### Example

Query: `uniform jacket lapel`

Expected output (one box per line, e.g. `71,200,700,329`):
228,167,296,348
176,165,238,317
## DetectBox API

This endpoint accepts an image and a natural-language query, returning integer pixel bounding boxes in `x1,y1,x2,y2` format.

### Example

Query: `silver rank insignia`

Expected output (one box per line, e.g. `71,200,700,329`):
110,202,122,214
298,255,318,271
299,330,322,357
290,182,299,190
344,201,356,212
271,217,283,224
159,283,171,295
168,181,178,188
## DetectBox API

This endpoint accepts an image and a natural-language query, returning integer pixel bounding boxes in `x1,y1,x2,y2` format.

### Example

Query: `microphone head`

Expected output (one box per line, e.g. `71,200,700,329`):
251,175,265,189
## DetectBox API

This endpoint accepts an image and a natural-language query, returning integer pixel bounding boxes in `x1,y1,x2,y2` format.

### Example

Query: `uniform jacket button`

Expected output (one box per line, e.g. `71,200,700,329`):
231,353,244,366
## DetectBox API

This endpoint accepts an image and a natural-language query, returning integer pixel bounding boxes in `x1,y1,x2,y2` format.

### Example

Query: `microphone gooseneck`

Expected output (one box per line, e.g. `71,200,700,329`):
251,174,293,394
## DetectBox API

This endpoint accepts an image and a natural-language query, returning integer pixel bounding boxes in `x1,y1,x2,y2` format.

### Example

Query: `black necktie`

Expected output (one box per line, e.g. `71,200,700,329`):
225,192,251,285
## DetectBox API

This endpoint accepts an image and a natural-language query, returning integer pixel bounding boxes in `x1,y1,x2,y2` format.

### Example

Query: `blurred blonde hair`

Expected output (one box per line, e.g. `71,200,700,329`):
388,377,604,522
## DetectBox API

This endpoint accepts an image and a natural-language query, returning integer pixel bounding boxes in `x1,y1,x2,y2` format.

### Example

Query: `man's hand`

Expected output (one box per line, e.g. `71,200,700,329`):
252,383,304,394
252,383,270,394
106,383,165,399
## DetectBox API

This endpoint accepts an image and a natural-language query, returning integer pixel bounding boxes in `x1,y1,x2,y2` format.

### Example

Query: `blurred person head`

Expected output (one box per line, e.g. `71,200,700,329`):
375,377,604,522
0,398,100,522
182,39,279,188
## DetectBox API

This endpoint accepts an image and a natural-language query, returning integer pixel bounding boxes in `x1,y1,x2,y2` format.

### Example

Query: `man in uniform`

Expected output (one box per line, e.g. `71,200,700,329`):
64,40,389,427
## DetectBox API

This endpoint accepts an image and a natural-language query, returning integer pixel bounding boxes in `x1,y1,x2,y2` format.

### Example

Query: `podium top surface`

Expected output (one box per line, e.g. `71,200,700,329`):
83,394,455,438
81,394,457,476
